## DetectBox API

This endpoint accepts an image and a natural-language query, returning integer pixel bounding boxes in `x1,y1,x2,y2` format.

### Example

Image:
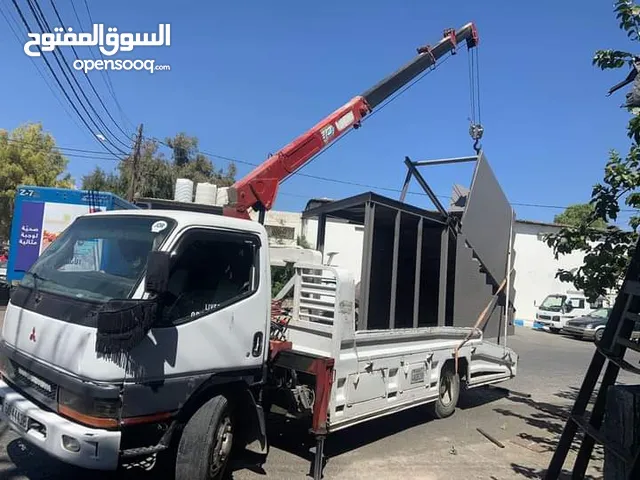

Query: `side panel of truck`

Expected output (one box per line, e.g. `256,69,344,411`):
281,264,518,432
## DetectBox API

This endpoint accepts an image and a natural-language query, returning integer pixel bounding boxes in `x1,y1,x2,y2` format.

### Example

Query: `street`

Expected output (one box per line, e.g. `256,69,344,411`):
0,326,632,479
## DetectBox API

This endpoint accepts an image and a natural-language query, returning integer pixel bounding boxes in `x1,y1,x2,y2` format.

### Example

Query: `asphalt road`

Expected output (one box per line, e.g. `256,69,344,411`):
0,326,634,480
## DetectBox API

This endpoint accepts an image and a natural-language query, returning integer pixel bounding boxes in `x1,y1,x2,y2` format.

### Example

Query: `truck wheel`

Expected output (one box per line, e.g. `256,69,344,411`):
549,327,561,334
432,363,460,419
175,395,234,480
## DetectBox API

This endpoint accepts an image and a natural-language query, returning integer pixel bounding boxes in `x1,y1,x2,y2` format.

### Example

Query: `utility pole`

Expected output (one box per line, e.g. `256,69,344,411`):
127,123,144,202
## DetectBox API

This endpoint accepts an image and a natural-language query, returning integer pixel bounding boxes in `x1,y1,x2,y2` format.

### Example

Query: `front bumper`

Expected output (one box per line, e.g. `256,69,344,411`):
562,325,595,339
0,380,121,470
537,319,563,329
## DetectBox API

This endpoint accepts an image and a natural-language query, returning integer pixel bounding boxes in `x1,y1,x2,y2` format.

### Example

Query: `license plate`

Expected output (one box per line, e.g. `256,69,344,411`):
2,402,28,430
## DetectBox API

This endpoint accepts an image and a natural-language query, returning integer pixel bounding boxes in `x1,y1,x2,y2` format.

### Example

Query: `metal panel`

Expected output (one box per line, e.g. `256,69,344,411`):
358,202,375,331
437,228,449,327
316,213,327,254
412,218,423,328
389,211,401,329
460,152,513,285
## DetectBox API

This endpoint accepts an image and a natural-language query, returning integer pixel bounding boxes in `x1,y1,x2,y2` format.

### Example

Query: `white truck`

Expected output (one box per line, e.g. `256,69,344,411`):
535,291,609,333
0,23,518,480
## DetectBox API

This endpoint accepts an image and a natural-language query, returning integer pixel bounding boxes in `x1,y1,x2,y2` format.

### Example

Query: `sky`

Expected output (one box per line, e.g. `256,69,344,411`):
0,0,637,225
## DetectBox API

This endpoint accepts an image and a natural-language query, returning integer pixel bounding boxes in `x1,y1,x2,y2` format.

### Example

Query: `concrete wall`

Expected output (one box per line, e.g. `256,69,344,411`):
512,221,587,322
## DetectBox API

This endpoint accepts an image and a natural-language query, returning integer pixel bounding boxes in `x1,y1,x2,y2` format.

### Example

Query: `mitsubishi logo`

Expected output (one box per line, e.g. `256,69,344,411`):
29,328,36,342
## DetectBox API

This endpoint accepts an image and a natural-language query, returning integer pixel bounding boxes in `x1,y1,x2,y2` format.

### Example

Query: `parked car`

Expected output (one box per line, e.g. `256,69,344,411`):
563,307,640,344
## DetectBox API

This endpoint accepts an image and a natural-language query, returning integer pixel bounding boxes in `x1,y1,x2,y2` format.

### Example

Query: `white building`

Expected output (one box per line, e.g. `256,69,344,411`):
512,219,588,323
257,205,588,326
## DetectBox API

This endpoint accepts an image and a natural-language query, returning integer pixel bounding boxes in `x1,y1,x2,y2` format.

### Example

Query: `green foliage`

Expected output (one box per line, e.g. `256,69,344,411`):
271,264,294,297
82,134,236,199
554,203,607,229
546,0,640,301
0,123,74,239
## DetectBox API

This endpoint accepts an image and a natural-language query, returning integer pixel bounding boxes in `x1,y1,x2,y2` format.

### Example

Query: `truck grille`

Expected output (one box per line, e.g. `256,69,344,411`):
538,315,551,320
11,362,58,400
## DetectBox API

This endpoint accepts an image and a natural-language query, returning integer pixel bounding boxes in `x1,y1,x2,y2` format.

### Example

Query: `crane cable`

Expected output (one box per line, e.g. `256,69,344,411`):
468,45,483,154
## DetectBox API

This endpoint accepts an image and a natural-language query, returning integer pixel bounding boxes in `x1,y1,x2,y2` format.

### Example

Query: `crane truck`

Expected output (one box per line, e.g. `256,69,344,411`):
0,22,518,480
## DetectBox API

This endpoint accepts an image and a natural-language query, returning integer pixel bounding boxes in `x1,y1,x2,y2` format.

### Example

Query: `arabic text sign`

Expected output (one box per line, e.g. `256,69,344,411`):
14,202,44,271
24,24,171,58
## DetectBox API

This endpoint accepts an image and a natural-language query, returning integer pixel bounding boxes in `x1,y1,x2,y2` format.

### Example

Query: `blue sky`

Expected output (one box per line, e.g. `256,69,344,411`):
0,0,636,224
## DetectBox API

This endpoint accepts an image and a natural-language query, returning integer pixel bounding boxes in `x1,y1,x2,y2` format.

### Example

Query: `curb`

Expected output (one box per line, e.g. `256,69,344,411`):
514,319,544,329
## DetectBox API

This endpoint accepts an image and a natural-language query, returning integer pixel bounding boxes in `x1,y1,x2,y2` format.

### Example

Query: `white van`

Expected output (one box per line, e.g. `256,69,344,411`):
535,291,607,333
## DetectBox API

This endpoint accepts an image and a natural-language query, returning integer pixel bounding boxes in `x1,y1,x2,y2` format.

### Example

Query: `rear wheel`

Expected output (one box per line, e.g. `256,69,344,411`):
431,363,460,419
175,395,234,480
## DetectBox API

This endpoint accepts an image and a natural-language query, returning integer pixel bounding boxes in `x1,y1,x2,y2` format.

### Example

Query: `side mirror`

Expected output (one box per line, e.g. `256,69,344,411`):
564,303,574,313
533,300,537,307
145,251,171,295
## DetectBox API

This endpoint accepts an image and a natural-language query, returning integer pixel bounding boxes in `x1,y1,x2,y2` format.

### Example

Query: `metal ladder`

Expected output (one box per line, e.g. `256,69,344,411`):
545,242,640,479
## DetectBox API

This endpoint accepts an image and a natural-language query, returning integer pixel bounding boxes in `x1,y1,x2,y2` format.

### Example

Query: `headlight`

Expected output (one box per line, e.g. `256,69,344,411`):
586,324,594,330
58,388,121,428
553,316,560,322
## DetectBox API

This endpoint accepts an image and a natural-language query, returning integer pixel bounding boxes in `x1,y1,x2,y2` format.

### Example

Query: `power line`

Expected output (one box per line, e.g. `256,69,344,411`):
11,0,123,158
48,0,133,142
70,0,134,132
27,0,131,152
0,3,87,135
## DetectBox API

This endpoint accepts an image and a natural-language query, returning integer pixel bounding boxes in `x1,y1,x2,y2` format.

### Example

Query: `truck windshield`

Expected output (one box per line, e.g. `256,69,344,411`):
539,294,566,312
20,215,175,302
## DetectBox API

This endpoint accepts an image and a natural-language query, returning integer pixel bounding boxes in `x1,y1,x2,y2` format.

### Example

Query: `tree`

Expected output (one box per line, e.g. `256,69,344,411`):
82,134,236,200
0,123,73,239
554,203,607,229
546,0,640,301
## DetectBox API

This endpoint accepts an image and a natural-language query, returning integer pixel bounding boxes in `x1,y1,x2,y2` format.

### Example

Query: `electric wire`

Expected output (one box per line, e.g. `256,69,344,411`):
28,0,131,152
70,0,134,132
10,0,123,158
49,0,134,141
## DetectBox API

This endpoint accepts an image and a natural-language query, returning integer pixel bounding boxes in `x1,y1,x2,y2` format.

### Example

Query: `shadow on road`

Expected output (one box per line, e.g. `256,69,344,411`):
227,385,508,477
493,386,604,479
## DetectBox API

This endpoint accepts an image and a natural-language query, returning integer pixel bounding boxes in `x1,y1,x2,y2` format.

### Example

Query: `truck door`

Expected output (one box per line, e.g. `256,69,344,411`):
120,227,269,418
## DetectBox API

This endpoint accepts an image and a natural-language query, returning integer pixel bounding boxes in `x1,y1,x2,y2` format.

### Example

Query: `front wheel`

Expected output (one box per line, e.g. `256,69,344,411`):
431,363,460,419
594,329,604,344
175,395,235,480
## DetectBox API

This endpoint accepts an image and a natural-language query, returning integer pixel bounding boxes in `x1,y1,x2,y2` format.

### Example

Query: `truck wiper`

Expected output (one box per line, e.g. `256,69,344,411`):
24,271,48,296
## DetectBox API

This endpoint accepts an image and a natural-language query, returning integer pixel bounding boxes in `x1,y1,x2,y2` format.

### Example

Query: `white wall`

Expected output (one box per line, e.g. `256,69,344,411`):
512,222,587,322
303,218,365,281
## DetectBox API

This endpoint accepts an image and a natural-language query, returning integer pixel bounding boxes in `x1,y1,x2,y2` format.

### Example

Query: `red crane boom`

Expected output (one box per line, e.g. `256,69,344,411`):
224,23,479,219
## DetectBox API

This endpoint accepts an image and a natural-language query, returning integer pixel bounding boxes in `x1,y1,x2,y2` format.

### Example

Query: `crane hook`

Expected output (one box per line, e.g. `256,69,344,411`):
469,123,484,155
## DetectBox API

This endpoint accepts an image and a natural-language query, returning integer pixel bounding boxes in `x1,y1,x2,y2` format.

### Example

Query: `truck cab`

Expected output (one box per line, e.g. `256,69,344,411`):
0,209,271,474
535,292,606,333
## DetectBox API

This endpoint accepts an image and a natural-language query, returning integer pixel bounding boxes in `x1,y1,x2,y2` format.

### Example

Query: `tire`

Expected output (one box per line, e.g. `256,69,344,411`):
175,395,235,480
432,362,460,419
549,327,561,334
594,329,604,344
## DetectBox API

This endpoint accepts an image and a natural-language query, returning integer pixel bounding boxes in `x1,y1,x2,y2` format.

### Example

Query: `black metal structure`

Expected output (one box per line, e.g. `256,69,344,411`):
303,151,516,341
400,152,516,342
545,240,640,479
